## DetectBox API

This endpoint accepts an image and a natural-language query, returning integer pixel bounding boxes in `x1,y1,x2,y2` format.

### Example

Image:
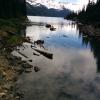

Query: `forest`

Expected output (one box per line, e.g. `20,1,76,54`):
66,0,100,25
0,0,26,18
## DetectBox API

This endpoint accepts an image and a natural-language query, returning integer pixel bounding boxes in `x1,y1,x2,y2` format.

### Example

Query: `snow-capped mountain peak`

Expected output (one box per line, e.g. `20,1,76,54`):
27,0,83,11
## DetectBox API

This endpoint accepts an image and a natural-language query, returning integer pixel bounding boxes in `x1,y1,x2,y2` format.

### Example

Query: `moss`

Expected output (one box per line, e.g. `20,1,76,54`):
0,17,26,32
7,35,24,46
0,17,28,51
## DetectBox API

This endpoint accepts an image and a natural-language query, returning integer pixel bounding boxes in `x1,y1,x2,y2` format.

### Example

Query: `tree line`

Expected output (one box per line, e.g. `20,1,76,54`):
0,0,26,18
65,0,100,24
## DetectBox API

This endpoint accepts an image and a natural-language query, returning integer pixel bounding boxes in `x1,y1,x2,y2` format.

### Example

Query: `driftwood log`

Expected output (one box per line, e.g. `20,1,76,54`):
32,48,53,59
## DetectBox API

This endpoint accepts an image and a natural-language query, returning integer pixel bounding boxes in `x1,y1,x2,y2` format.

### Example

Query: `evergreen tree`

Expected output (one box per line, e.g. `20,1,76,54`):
0,0,26,18
66,0,100,24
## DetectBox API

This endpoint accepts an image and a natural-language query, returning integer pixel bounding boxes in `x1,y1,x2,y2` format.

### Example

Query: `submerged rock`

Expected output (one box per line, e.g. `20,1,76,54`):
25,69,32,73
50,26,56,31
28,59,32,62
22,63,33,69
33,40,45,49
46,37,50,38
45,24,51,28
34,66,40,72
63,35,68,38
34,40,44,45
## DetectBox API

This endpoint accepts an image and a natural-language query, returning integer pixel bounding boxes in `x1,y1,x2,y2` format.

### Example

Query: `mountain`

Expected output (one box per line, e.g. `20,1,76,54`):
26,2,71,17
26,0,84,11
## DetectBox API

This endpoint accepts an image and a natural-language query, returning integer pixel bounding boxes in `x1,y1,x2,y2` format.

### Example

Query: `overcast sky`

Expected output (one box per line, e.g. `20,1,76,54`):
29,0,97,11
55,0,97,11
55,0,97,4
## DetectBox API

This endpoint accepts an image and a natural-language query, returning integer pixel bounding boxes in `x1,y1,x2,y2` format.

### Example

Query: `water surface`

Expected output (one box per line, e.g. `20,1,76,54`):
14,16,100,100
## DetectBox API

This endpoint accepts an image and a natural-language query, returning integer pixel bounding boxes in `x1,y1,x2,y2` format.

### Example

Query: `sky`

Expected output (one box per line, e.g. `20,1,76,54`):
28,0,97,11
55,0,97,11
55,0,97,4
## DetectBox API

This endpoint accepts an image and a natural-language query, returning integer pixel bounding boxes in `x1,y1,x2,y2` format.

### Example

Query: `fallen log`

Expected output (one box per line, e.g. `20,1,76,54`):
18,51,28,58
32,48,53,59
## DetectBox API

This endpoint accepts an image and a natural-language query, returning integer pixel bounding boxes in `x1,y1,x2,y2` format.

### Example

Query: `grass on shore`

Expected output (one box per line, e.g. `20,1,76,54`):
0,16,28,99
0,17,28,48
0,17,26,32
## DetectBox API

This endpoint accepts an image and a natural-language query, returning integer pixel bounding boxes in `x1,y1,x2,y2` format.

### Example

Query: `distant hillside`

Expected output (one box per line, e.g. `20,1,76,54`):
26,2,71,17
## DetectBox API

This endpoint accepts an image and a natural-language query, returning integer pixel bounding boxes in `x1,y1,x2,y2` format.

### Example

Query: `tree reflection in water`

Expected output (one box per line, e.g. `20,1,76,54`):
78,25,100,73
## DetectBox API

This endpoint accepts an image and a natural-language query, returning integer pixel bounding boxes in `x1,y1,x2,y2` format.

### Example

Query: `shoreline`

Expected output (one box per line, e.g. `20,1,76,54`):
0,19,33,99
65,17,100,38
77,22,100,39
0,45,33,99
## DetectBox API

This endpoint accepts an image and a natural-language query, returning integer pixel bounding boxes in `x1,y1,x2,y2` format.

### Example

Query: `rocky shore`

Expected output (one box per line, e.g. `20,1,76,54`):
0,48,34,100
0,28,33,100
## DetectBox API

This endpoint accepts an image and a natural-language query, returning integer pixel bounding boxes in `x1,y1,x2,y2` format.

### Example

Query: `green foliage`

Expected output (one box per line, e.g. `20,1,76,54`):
0,0,27,32
0,0,27,49
0,19,16,28
7,36,23,46
0,17,27,32
65,12,77,20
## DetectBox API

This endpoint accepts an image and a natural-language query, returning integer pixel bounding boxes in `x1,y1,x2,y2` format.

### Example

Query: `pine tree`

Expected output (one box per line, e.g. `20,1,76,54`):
0,0,26,18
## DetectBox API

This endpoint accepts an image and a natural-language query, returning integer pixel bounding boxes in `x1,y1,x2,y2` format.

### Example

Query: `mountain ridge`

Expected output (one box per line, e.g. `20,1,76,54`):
26,2,71,17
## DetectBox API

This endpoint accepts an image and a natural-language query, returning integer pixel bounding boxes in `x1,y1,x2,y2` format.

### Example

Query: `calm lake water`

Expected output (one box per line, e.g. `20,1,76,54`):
14,16,100,100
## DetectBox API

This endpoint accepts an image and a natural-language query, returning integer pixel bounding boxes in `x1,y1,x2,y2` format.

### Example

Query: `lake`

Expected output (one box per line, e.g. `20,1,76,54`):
13,16,100,100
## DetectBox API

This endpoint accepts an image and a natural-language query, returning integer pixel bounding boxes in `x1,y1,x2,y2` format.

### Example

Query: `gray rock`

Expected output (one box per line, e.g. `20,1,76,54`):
7,55,21,62
15,67,24,74
28,59,32,62
34,66,40,72
22,63,33,69
25,69,32,73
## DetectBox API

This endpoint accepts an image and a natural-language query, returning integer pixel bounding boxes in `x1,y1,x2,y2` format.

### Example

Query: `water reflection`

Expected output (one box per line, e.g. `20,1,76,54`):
15,16,100,100
78,27,100,72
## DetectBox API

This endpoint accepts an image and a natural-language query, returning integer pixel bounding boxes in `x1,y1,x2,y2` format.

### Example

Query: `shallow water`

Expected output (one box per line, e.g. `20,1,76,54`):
14,16,100,100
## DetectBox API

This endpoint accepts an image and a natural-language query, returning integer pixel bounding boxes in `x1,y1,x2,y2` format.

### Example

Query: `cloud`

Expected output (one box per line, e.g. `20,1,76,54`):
59,0,97,11
75,0,97,5
56,0,97,5
27,0,97,11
